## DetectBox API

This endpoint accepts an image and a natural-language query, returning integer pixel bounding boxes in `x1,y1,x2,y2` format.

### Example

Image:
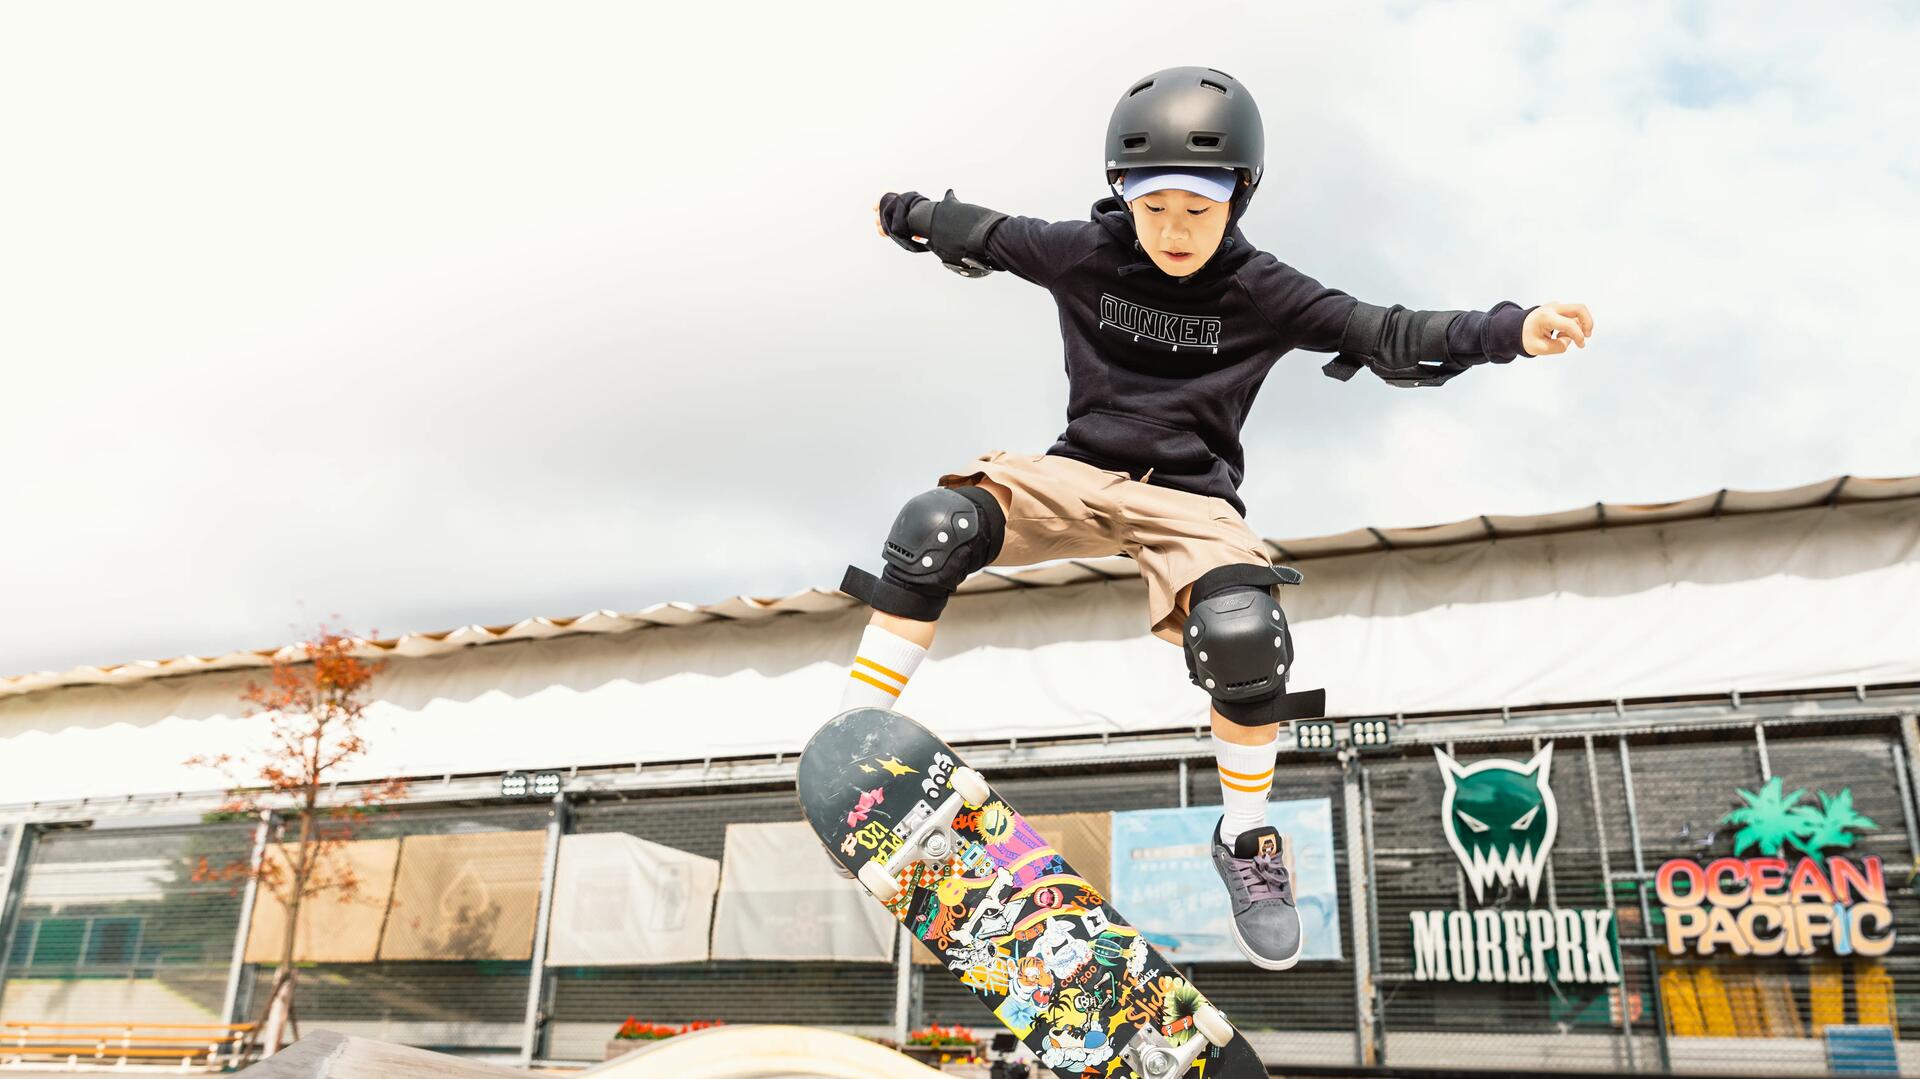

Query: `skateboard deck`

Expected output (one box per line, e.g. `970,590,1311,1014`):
798,707,1266,1078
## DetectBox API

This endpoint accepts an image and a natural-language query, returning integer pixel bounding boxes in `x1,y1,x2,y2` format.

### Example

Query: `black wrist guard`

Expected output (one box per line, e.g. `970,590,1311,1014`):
1322,302,1471,388
925,190,1007,278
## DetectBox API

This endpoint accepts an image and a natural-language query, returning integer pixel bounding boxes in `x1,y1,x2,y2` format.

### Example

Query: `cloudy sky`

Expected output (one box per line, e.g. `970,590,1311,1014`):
3,1,1915,677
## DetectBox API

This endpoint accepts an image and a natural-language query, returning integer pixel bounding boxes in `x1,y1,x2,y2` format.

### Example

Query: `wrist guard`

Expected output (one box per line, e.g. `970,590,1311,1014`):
1322,303,1471,388
924,190,1007,278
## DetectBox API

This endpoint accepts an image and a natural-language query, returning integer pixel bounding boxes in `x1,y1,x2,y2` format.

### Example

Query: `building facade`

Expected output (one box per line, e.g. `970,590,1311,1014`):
0,476,1915,1073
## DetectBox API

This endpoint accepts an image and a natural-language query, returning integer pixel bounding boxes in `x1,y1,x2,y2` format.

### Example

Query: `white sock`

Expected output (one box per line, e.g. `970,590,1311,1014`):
839,623,929,711
1214,732,1279,848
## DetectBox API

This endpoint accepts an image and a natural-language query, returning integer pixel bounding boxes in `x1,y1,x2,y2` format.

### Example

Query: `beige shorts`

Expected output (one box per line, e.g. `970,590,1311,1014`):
937,450,1276,647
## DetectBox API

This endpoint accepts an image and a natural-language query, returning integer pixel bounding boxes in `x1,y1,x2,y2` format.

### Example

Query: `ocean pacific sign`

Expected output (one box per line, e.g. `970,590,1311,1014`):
1409,746,1621,985
1656,777,1894,959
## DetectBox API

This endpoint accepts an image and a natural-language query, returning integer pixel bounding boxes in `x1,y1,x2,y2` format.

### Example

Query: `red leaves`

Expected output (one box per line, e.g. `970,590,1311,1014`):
180,623,409,911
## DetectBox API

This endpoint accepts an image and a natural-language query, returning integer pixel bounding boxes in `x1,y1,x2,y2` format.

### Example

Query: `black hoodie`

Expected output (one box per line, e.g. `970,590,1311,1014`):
981,196,1530,517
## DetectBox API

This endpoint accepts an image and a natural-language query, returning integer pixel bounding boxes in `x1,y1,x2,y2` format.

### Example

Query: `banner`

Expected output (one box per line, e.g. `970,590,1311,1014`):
1110,801,1341,963
709,822,895,962
243,838,399,964
546,832,719,966
378,830,545,961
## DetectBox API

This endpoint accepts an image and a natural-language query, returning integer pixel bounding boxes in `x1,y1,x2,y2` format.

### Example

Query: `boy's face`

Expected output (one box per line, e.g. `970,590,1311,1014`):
1127,186,1230,277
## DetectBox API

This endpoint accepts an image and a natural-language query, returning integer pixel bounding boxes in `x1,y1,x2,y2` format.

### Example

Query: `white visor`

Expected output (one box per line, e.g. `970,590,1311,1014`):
1120,166,1237,203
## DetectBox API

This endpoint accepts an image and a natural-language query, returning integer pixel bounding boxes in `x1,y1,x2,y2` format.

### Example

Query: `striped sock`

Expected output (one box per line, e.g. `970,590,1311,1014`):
1213,732,1280,848
840,623,929,711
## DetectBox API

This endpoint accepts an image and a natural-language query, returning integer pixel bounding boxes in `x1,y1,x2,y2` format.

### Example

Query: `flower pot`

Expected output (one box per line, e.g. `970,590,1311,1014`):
605,1038,667,1060
902,1043,981,1066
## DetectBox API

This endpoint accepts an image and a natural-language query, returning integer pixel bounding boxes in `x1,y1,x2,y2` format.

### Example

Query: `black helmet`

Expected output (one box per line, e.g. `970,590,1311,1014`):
1104,66,1264,190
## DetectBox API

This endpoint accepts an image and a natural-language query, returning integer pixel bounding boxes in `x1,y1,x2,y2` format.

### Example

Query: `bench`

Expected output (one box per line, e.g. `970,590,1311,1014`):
0,1022,254,1071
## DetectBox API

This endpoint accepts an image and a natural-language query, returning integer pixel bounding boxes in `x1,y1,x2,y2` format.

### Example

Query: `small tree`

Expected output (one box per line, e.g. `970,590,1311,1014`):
187,627,406,1057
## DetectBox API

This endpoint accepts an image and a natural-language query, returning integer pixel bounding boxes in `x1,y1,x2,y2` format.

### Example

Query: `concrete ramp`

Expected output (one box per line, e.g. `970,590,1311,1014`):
235,1030,521,1077
585,1024,946,1078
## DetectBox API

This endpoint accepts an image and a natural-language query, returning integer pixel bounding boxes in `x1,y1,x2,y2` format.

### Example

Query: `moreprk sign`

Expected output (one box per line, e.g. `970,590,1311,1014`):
1410,746,1621,985
1657,777,1894,958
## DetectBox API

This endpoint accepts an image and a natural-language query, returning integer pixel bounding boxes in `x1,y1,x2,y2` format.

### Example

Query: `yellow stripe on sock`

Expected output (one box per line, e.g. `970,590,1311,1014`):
1218,765,1274,783
849,669,902,697
1220,777,1274,794
853,656,908,686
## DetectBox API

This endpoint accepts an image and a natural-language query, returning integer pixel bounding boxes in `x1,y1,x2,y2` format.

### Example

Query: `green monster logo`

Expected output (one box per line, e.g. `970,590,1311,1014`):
1436,745,1558,903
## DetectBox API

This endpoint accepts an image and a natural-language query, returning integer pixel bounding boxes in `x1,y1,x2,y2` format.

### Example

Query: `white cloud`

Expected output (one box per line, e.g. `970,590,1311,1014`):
1,0,1915,675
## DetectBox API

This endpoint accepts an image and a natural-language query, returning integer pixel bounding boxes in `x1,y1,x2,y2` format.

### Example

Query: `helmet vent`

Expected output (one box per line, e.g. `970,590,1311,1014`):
1187,132,1223,150
1129,79,1156,97
1121,134,1149,151
1199,78,1229,96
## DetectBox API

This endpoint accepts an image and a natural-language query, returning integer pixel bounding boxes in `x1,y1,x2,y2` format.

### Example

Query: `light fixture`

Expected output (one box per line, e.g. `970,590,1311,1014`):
501,771,564,799
1349,718,1393,749
1292,720,1338,753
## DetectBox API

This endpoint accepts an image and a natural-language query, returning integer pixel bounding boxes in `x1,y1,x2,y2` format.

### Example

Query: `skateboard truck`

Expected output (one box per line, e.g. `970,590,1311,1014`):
857,766,991,902
1120,1006,1235,1078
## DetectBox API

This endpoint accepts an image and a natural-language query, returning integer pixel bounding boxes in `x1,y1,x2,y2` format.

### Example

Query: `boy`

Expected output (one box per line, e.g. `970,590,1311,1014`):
838,66,1592,971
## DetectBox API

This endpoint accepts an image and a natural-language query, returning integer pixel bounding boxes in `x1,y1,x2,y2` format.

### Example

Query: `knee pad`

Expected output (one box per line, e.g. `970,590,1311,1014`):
839,486,1007,621
1182,563,1325,727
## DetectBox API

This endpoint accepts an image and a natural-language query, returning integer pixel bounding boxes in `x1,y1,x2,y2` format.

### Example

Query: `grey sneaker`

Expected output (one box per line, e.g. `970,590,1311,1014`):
1210,819,1302,971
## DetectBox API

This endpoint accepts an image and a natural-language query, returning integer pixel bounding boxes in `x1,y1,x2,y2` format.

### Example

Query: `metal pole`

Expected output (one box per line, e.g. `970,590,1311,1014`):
893,926,914,1046
1891,740,1920,865
518,792,568,1067
1617,736,1671,1074
1754,722,1771,780
1899,715,1920,829
1177,759,1189,809
1341,755,1376,1066
1358,762,1387,1067
1583,736,1634,1074
0,823,32,1001
220,811,273,1027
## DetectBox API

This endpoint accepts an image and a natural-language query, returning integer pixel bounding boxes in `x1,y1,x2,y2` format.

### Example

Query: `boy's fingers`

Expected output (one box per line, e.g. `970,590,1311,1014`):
1552,314,1587,346
1568,303,1595,335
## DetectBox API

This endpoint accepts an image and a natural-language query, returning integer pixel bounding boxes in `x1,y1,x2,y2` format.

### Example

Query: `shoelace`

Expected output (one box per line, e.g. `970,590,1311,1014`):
1236,852,1294,904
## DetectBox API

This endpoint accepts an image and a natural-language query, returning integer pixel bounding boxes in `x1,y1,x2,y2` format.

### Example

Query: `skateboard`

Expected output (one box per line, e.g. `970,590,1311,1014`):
798,707,1266,1078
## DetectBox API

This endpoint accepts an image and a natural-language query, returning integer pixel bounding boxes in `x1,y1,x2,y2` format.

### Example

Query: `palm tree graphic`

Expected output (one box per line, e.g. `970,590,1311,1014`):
1794,789,1877,854
1720,777,1876,858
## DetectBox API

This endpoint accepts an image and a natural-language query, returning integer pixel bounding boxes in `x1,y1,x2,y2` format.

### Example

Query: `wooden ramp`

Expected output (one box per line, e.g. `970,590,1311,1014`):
235,1031,520,1078
586,1025,946,1078
237,1027,947,1078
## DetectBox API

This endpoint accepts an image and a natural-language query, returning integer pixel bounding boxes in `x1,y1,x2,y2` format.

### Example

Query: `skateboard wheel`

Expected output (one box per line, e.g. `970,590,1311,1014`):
1193,1004,1233,1048
951,766,990,806
858,860,901,902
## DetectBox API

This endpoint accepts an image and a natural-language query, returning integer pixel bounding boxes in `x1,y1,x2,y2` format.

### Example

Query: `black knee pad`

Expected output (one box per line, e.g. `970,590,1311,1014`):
839,485,1006,621
1183,563,1325,727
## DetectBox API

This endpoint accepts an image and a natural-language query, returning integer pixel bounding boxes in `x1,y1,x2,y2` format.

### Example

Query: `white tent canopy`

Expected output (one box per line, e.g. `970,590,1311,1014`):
1,481,1915,806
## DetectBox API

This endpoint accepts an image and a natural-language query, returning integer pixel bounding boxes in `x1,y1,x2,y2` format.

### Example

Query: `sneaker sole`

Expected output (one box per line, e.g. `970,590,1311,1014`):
1229,911,1303,972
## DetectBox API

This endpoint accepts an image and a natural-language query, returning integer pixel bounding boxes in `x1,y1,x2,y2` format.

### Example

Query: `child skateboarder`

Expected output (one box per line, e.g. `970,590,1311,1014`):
836,66,1593,971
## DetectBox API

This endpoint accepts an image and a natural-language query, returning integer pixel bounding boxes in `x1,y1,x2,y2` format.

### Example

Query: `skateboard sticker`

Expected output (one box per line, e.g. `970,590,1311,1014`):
845,786,886,828
801,711,1252,1077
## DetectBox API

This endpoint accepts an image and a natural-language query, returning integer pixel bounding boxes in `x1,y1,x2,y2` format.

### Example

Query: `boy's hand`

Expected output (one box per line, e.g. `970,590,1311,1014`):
874,191,930,252
1523,302,1594,355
